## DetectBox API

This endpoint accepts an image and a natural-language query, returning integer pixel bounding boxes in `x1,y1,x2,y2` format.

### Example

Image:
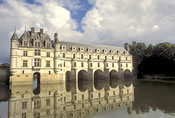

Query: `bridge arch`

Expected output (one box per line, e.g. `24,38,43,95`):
94,69,106,90
124,69,133,84
109,70,121,88
33,72,40,95
78,70,89,92
65,71,72,92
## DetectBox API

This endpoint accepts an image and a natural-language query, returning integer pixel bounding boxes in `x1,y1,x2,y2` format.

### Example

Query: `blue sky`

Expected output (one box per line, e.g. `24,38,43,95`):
0,0,175,63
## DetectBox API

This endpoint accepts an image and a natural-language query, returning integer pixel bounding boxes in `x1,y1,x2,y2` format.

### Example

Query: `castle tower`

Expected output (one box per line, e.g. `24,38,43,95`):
54,33,61,73
10,31,19,75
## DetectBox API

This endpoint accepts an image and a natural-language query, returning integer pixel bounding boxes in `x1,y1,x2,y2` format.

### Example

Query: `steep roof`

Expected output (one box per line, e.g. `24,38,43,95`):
11,32,18,40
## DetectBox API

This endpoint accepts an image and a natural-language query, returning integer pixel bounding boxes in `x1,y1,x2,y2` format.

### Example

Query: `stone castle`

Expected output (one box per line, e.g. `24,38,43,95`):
10,27,133,85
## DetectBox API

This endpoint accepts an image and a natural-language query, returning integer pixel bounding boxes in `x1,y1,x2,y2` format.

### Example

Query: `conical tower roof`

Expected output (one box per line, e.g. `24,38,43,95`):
11,31,18,40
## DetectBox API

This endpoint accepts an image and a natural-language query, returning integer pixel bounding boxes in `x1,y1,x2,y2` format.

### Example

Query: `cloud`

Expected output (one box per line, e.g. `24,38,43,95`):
0,0,83,63
81,0,175,45
1,0,175,63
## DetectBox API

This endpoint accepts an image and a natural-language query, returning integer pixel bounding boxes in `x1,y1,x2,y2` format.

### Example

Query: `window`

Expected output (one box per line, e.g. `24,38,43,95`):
22,101,27,109
81,54,83,59
46,99,50,106
105,56,107,60
82,95,84,99
106,63,108,67
33,112,40,118
97,55,100,59
90,63,93,67
81,62,84,67
126,57,128,60
34,58,41,67
98,63,100,67
112,56,114,60
46,109,50,115
23,60,27,67
74,62,76,67
63,53,65,58
23,51,27,56
34,100,41,109
73,54,75,58
23,41,28,47
112,63,114,67
121,64,122,67
46,52,50,57
64,62,66,67
126,63,128,67
46,61,50,67
22,112,26,118
35,50,40,56
89,55,91,59
35,41,40,48
46,43,50,48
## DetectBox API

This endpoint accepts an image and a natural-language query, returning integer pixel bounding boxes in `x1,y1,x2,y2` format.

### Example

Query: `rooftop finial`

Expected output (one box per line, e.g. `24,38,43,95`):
54,33,59,43
25,25,26,31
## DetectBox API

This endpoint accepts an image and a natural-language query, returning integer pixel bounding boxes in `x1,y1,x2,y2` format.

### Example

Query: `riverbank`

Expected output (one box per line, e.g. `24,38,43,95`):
0,69,10,84
136,78,175,83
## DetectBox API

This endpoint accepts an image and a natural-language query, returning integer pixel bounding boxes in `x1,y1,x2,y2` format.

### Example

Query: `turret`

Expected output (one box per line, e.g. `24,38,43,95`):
54,33,60,73
10,31,19,74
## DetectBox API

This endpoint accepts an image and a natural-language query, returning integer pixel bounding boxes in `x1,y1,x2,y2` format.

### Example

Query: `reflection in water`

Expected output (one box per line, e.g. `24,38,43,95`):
1,75,175,118
8,76,134,118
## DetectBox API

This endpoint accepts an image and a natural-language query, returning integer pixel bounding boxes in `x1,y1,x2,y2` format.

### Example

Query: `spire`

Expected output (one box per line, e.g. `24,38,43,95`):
11,31,18,40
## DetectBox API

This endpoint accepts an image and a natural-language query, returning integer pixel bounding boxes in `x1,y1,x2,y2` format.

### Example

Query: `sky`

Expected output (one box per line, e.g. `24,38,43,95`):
0,0,175,63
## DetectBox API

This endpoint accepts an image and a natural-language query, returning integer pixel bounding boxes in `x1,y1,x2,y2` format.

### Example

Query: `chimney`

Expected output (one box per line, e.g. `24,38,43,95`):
40,28,44,34
31,27,35,33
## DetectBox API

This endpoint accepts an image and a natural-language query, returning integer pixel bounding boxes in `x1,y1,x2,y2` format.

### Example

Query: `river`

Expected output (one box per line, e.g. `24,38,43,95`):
0,79,175,118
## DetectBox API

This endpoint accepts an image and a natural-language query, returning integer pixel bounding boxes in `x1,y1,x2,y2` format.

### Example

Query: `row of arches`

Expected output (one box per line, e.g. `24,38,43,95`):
66,69,133,92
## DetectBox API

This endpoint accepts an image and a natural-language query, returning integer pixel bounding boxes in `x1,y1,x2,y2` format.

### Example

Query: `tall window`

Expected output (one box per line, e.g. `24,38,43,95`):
46,52,50,57
46,61,50,67
63,53,65,58
22,112,26,118
22,101,27,109
46,43,50,48
35,41,40,48
74,62,76,67
73,54,75,58
46,99,50,106
23,51,27,56
81,54,83,59
112,56,114,60
97,55,100,59
126,57,128,60
98,63,100,67
64,62,66,67
23,60,27,67
90,63,93,67
112,63,114,67
34,58,41,67
89,55,91,59
34,112,40,118
81,62,84,67
23,41,28,47
35,50,40,56
106,63,108,67
105,56,107,60
34,100,41,109
126,63,128,67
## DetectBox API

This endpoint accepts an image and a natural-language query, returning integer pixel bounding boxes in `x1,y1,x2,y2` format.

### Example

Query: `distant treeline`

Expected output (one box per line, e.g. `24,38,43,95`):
126,42,175,78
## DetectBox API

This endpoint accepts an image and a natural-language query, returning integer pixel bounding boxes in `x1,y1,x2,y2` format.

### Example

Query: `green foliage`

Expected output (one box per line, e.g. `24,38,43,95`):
128,42,175,78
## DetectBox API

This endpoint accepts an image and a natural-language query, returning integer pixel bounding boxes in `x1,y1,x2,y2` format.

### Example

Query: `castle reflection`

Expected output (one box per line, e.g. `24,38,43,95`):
8,77,134,118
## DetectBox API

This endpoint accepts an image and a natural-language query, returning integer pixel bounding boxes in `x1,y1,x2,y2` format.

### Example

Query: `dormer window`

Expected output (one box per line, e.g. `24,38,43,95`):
87,48,92,52
79,47,84,52
62,45,66,50
35,41,40,48
110,50,114,54
46,43,51,48
23,41,29,47
103,49,107,53
123,51,126,55
96,48,100,53
71,46,76,51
